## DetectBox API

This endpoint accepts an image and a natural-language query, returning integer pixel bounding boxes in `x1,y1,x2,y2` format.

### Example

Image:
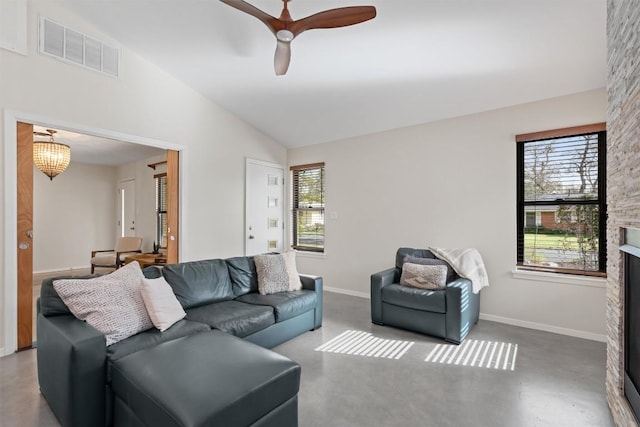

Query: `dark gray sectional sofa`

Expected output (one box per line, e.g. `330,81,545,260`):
37,255,323,427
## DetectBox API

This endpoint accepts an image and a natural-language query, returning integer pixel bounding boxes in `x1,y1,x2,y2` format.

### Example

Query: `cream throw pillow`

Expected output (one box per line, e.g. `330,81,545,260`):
283,251,302,291
400,263,448,290
140,277,186,332
53,262,153,346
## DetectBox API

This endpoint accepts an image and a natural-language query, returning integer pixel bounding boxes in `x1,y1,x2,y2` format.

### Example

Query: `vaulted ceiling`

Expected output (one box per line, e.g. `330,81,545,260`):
59,0,606,148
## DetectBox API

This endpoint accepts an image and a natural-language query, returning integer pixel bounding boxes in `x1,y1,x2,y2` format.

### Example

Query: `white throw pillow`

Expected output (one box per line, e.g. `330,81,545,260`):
140,276,186,332
53,262,153,346
400,263,448,290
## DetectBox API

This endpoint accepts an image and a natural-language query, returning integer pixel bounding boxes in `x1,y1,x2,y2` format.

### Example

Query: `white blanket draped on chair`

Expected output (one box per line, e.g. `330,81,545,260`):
429,247,489,294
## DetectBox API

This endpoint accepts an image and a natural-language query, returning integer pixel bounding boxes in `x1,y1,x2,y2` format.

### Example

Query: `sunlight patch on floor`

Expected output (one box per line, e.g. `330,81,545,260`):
315,330,415,360
425,339,518,370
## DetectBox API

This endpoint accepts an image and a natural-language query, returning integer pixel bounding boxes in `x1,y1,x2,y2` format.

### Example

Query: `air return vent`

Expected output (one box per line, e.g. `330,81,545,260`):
39,17,119,78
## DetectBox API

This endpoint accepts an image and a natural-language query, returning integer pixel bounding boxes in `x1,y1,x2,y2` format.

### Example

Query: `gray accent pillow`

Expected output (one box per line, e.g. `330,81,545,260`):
402,255,455,283
395,248,434,269
254,252,302,295
400,263,448,290
53,262,153,346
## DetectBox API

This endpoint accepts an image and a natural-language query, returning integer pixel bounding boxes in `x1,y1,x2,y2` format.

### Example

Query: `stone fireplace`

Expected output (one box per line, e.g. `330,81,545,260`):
606,1,640,425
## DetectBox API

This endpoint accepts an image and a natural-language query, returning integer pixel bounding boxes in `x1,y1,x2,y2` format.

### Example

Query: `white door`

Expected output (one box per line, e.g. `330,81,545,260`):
246,159,285,256
119,179,136,237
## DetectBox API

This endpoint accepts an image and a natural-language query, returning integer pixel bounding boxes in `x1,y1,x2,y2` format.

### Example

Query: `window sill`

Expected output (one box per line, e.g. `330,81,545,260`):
512,268,607,288
295,250,325,259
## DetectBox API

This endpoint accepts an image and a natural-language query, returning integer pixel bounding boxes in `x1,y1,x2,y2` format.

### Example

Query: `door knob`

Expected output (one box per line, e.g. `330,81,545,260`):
249,235,255,239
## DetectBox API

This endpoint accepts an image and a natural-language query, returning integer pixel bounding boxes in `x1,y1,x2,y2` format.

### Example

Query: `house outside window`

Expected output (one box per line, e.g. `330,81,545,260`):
516,123,606,275
291,163,325,252
525,211,542,227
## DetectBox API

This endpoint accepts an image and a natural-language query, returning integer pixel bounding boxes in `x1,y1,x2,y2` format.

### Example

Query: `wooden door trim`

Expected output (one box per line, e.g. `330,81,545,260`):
166,150,179,263
16,122,33,350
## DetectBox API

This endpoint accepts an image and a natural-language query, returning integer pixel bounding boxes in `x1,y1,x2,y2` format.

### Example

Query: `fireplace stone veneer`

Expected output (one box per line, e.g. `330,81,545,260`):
606,1,640,425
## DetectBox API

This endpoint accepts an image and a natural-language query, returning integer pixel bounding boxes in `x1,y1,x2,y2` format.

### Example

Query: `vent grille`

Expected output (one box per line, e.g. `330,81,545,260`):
39,17,119,78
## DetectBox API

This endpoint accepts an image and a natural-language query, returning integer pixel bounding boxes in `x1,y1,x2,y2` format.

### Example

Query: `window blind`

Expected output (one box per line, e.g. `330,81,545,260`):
291,163,325,252
155,173,167,248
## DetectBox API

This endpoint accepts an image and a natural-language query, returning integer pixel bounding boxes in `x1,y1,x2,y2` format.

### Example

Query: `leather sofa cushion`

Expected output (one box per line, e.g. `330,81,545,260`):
235,290,317,322
395,247,435,270
186,301,275,337
226,256,259,296
141,266,163,279
381,283,446,313
162,259,235,309
111,331,300,427
106,319,210,382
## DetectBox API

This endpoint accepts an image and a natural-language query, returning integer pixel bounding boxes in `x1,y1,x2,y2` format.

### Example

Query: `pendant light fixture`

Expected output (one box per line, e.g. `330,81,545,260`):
33,129,71,180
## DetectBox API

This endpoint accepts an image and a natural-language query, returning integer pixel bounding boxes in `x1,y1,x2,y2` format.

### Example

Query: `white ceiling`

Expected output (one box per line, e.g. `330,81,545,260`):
33,126,164,166
58,0,606,148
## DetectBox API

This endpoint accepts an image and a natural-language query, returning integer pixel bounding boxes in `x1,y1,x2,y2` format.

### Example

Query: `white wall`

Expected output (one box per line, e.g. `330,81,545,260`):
0,0,286,354
33,162,117,272
117,153,166,253
289,89,608,341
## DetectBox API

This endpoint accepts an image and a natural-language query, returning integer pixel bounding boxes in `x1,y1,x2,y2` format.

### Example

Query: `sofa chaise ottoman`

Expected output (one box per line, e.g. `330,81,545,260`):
112,331,300,427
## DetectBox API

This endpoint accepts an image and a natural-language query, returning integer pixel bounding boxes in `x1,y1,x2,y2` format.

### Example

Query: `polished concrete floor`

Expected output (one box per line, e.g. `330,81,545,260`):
1,291,614,427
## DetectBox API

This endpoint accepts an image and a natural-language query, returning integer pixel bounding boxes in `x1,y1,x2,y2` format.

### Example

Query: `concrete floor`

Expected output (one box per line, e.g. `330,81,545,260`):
0,291,614,427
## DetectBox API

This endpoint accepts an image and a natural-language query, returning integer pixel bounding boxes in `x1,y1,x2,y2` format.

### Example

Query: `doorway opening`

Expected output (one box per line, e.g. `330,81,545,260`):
3,112,183,355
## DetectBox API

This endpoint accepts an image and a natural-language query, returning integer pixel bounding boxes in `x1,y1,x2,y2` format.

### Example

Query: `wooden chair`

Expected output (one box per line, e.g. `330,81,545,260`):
90,237,143,273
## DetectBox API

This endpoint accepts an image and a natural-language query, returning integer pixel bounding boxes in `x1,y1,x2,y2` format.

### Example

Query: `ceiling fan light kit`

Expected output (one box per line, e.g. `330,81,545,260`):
219,0,376,75
33,129,71,181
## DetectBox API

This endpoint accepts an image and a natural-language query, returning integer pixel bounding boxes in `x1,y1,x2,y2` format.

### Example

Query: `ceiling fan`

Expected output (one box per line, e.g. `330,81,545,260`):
219,0,376,75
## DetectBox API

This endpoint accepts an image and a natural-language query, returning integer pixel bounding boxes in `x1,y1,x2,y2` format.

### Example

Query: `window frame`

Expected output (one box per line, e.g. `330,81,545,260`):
155,172,168,249
516,123,607,277
290,162,325,253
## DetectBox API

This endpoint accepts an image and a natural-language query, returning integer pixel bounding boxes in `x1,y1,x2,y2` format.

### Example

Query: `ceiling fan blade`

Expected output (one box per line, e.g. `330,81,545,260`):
274,40,291,76
219,0,284,34
289,6,376,37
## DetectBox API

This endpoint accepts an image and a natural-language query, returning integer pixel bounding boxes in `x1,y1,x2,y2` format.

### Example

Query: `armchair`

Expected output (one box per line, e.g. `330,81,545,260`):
371,247,481,344
90,236,143,273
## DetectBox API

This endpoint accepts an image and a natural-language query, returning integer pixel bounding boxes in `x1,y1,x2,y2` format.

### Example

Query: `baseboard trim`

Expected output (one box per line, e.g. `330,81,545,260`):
324,286,370,300
322,286,606,343
479,313,607,343
33,265,90,275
